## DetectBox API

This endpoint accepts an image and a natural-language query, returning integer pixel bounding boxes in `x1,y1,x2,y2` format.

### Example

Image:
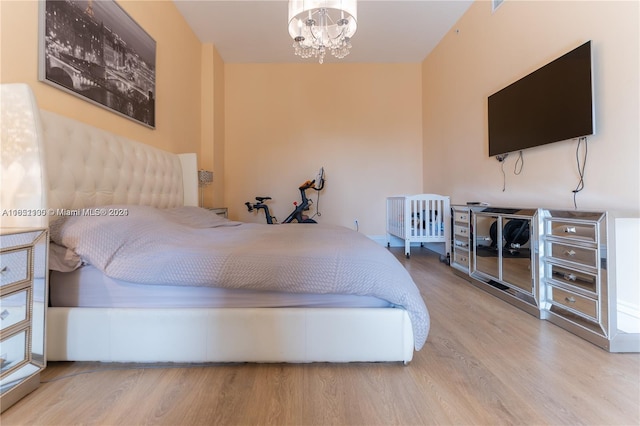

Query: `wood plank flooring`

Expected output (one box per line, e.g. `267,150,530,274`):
2,248,639,425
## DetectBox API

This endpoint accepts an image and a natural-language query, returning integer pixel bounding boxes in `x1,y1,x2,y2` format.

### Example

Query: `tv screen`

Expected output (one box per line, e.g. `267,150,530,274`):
488,41,594,157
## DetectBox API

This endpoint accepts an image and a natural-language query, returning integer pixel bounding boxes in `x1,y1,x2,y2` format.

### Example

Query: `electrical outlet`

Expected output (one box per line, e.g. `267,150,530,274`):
495,154,508,162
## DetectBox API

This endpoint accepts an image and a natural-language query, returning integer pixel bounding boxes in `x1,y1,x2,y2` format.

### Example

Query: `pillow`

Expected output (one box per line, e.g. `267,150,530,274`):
162,206,241,228
47,205,242,273
49,242,83,272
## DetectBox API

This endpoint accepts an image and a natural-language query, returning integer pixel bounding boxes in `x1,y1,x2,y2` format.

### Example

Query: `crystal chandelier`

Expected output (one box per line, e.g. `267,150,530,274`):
288,0,358,64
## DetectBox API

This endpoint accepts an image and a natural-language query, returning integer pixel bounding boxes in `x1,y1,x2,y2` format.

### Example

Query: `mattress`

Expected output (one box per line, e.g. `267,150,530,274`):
49,265,394,309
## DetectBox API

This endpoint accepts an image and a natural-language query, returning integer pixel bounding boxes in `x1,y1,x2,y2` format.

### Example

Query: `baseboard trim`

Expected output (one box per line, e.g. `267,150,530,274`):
617,301,640,334
610,330,640,353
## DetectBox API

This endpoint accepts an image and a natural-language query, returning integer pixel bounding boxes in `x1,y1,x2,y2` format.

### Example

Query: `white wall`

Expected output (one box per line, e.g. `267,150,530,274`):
615,218,640,333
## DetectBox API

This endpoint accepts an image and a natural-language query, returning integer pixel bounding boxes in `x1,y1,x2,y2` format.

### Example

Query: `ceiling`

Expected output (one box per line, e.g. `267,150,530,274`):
172,1,474,64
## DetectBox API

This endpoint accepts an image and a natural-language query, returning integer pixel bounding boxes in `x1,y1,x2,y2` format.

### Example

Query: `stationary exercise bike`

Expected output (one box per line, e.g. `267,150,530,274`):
245,168,325,224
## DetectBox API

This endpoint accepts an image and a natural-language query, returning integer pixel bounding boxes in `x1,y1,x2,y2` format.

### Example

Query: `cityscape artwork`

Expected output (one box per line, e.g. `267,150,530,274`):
39,0,156,128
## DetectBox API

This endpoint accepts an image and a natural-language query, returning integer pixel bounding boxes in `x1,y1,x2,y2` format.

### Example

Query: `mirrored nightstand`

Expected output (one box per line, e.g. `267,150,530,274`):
1,228,48,412
207,208,228,219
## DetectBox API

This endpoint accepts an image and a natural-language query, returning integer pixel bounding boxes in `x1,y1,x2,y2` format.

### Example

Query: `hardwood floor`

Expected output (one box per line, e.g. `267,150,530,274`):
2,248,639,425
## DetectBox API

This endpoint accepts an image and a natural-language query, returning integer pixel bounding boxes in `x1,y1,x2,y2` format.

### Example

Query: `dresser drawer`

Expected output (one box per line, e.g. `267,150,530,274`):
550,286,598,321
547,264,597,293
453,251,470,266
454,225,469,237
548,220,597,243
454,238,469,249
549,242,597,268
454,211,469,223
0,329,29,375
0,290,29,331
0,249,29,288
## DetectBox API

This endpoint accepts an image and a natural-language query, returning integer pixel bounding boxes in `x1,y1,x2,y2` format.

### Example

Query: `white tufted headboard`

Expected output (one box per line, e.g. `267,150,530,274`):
39,110,198,212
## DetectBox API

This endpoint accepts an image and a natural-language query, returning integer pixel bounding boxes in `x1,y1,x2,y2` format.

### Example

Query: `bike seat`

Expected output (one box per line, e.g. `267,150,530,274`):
255,196,272,202
299,180,315,190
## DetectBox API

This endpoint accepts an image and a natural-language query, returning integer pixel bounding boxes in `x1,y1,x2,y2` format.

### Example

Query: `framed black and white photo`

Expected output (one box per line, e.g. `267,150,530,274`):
39,0,156,128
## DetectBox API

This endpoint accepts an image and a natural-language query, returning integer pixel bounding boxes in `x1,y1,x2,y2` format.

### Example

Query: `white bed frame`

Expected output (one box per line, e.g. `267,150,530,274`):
386,194,451,258
39,109,416,363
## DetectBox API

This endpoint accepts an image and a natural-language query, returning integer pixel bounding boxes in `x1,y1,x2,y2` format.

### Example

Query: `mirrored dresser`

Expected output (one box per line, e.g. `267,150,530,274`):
0,228,48,412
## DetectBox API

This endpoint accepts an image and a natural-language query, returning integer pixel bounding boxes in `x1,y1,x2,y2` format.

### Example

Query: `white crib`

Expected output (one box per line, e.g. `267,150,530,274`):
386,194,451,258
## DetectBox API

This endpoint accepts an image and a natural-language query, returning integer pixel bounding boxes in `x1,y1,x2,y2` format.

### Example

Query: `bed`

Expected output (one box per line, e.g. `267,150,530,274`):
32,103,428,364
386,194,451,259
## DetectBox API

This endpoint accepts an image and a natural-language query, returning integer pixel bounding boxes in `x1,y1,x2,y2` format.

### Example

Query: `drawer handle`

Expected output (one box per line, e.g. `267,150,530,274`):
564,296,576,304
563,273,577,281
0,309,8,320
564,249,576,257
460,229,467,234
0,266,7,275
564,226,577,234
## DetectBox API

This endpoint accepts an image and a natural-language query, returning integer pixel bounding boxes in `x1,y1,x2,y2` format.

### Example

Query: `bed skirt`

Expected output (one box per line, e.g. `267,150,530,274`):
47,307,415,364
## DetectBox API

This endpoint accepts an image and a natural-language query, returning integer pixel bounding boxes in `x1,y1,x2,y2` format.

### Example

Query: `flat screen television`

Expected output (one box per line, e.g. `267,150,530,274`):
488,41,595,157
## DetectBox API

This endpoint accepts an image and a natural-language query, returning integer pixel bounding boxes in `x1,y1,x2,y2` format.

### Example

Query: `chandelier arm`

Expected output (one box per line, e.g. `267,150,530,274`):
308,23,348,46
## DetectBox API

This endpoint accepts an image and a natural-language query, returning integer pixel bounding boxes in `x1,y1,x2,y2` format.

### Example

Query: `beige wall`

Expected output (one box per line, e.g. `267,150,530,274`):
0,0,203,156
224,63,423,235
422,0,639,218
200,44,225,209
